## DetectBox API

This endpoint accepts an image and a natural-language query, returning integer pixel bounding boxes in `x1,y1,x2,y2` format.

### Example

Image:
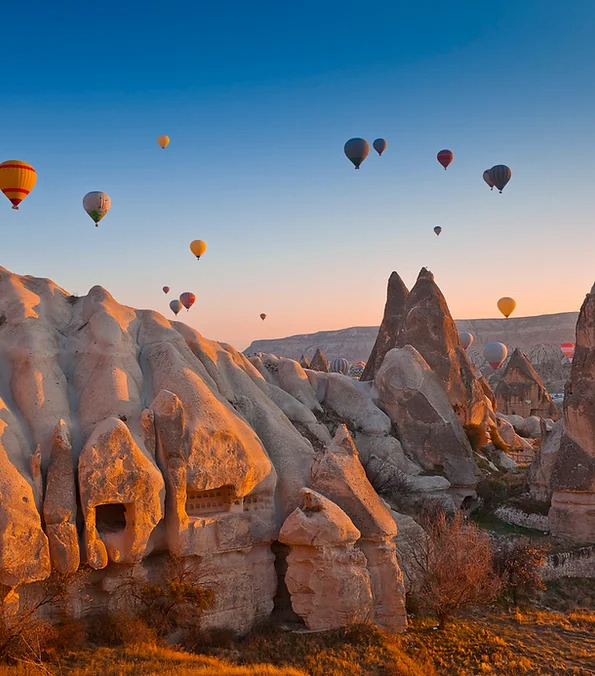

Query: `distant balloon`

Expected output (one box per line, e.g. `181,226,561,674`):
560,343,575,361
437,149,454,170
484,342,508,369
483,170,494,190
329,358,350,375
349,361,366,378
434,226,442,236
157,135,170,149
190,240,207,259
497,297,516,318
260,313,267,321
162,286,170,294
344,138,370,169
489,165,511,193
179,292,196,311
373,138,387,156
459,331,474,350
0,160,37,210
169,299,182,316
83,191,111,227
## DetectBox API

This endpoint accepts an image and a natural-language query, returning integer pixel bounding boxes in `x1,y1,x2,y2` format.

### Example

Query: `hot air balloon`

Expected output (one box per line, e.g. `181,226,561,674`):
484,342,508,369
179,292,196,311
459,331,474,350
437,149,453,170
329,358,350,375
157,135,170,149
497,297,516,318
373,138,387,156
169,299,182,315
190,240,207,259
349,361,366,378
483,170,494,190
560,343,575,361
0,160,37,210
260,313,267,321
162,286,170,294
434,226,442,236
344,138,370,169
83,191,111,226
489,165,511,193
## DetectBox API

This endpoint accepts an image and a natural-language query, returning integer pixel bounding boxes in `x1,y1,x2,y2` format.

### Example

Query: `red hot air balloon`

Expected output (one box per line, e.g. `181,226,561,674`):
260,313,267,321
373,138,387,156
162,286,170,294
437,149,453,170
560,343,575,361
179,292,196,311
483,170,494,190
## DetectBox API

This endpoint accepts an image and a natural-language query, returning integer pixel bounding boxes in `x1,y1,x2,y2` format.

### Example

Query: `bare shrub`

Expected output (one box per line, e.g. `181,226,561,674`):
411,511,501,629
464,424,489,451
494,538,549,607
365,457,413,499
489,425,510,453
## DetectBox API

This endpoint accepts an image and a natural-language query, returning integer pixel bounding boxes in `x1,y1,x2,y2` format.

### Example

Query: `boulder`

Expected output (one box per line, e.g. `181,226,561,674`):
310,426,407,632
374,346,481,497
298,355,310,369
529,420,564,503
549,284,595,543
495,348,559,421
353,432,422,474
279,489,373,630
361,272,409,381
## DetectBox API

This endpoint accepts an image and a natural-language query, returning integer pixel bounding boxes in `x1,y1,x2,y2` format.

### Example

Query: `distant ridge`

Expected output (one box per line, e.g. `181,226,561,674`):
244,312,579,364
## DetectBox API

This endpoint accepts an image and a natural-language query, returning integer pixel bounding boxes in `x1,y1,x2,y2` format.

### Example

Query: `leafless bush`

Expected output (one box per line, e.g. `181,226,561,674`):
365,457,414,499
493,538,549,607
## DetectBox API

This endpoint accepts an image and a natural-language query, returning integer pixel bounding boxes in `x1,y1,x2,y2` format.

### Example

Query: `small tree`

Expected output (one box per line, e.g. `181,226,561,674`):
494,538,548,606
412,511,501,629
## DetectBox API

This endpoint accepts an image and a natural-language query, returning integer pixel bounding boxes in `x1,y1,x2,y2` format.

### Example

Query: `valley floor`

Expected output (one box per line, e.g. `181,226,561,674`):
1,604,593,676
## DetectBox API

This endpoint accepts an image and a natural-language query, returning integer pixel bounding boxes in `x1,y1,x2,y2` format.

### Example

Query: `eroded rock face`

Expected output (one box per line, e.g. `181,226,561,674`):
361,272,409,381
309,348,329,372
279,489,373,630
310,426,407,632
549,284,595,543
529,420,564,503
374,346,481,498
396,268,491,426
495,349,559,420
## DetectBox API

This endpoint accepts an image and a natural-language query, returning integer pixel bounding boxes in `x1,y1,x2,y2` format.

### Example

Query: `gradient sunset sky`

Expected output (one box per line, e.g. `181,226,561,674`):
2,0,594,349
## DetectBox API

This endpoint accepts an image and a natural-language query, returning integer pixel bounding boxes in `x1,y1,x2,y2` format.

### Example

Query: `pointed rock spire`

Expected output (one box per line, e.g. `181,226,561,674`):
361,271,409,381
299,354,311,369
495,348,559,420
310,348,329,372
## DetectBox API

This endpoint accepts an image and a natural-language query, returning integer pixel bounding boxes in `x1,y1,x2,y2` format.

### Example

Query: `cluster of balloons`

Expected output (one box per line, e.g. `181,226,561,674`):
169,291,196,315
483,165,512,193
343,138,387,169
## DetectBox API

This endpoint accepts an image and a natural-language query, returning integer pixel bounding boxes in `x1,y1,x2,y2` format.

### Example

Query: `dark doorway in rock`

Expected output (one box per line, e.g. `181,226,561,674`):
96,503,127,532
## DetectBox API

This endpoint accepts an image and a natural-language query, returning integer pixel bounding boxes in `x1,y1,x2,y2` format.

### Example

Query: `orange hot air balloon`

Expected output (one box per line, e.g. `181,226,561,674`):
0,160,37,209
497,297,516,318
179,292,196,311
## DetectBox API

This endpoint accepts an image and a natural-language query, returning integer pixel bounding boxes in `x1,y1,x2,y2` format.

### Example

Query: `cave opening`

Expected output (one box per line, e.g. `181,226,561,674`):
96,503,127,532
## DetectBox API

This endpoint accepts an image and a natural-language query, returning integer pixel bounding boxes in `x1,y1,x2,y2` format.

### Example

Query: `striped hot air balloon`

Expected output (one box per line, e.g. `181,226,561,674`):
489,165,512,193
437,149,453,169
0,160,37,209
560,343,575,361
329,358,350,375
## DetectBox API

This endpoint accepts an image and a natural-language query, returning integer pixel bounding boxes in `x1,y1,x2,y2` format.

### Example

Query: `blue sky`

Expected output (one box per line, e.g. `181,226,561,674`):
1,0,594,348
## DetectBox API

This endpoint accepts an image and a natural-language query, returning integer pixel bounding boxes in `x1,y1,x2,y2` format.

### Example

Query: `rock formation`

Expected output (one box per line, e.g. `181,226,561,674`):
298,354,310,369
549,283,595,543
361,272,409,381
495,348,559,420
309,348,329,372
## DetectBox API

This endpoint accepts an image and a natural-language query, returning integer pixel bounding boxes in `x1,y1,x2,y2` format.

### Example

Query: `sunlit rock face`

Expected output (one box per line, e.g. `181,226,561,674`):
549,283,595,544
495,348,559,420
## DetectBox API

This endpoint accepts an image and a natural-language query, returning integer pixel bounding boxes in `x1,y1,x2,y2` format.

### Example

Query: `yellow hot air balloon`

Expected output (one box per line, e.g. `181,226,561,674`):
157,135,170,149
190,240,207,259
497,297,516,318
0,160,37,210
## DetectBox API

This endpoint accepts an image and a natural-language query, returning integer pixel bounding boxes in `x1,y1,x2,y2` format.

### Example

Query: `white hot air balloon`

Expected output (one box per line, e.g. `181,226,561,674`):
483,342,508,369
459,331,474,350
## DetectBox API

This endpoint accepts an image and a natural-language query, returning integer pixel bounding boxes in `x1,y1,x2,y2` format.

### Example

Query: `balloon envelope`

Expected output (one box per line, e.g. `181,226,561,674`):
83,191,111,226
489,165,511,193
459,331,474,350
179,292,196,310
329,358,350,375
260,313,267,321
437,149,453,169
560,343,575,360
190,240,207,259
373,138,387,156
344,138,370,169
0,160,37,209
497,297,516,318
483,170,494,189
157,135,170,149
162,286,170,294
349,361,366,378
169,299,182,315
484,342,508,369
434,226,442,236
